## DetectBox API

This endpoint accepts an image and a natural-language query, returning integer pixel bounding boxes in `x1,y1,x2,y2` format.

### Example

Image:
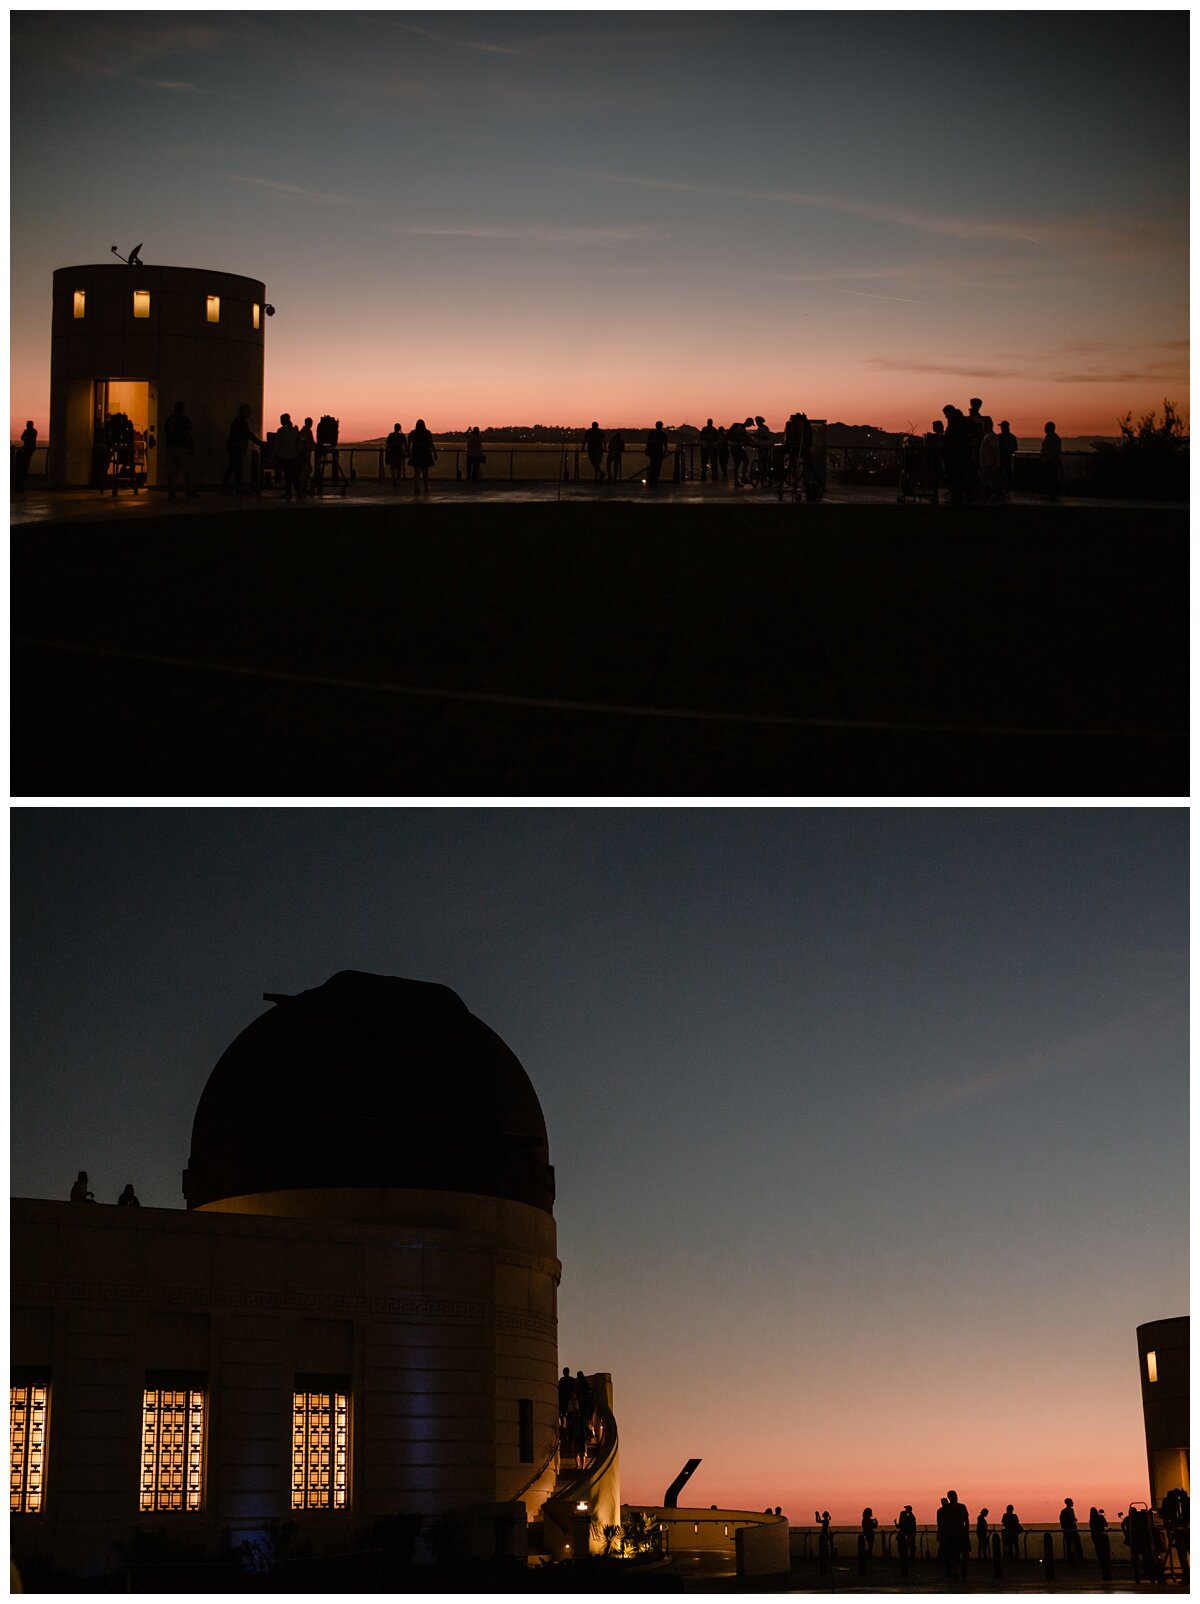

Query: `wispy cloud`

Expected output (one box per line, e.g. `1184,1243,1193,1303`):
393,22,522,55
581,170,1151,253
229,174,358,207
863,357,1024,380
884,1001,1175,1121
387,221,663,247
826,287,929,305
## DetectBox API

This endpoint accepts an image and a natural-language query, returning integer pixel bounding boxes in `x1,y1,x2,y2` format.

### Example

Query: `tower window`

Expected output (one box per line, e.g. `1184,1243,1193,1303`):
133,290,150,319
73,291,86,319
252,303,261,330
206,296,220,323
518,1398,533,1463
10,1377,49,1514
140,1381,205,1512
1147,1350,1158,1383
292,1381,348,1510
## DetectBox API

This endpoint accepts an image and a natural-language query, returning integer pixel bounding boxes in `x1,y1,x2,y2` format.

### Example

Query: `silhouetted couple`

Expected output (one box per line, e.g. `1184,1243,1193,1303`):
936,1490,970,1577
558,1366,595,1469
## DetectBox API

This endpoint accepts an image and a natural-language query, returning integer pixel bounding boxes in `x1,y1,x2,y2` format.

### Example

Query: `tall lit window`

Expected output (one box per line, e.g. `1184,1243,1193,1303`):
10,1378,48,1514
73,290,86,319
133,290,150,318
140,1381,205,1511
252,303,261,330
206,295,220,323
1147,1350,1158,1383
292,1380,348,1510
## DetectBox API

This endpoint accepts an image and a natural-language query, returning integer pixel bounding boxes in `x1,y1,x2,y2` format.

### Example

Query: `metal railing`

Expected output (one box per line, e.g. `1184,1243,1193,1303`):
789,1521,1159,1565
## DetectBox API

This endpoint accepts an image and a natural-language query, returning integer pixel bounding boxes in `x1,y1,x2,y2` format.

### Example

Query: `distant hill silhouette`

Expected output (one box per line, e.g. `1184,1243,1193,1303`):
353,424,1123,451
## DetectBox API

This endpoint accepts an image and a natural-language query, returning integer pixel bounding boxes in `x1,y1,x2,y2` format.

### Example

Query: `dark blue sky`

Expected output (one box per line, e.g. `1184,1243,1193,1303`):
10,807,1188,1517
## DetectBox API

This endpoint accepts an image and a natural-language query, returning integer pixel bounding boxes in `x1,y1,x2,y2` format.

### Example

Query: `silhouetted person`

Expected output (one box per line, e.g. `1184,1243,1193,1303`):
70,1170,94,1203
583,421,606,480
466,426,484,482
117,1184,140,1207
976,1507,990,1559
861,1508,878,1554
977,416,998,500
966,397,984,497
1041,421,1062,500
942,1491,969,1578
997,420,1017,500
644,421,668,488
699,418,718,481
272,414,304,499
941,405,971,504
892,1505,915,1558
1160,1488,1189,1577
385,422,408,488
605,429,624,481
1089,1507,1110,1565
774,1506,781,1517
1060,1497,1083,1562
729,418,750,485
298,418,316,496
221,404,260,496
15,420,37,490
409,418,436,494
717,425,730,481
815,1510,832,1556
1123,1506,1153,1578
163,401,197,499
1001,1504,1022,1560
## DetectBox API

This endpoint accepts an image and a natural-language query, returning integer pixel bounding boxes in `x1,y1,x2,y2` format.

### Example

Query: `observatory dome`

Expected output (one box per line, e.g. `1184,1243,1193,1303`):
183,971,554,1213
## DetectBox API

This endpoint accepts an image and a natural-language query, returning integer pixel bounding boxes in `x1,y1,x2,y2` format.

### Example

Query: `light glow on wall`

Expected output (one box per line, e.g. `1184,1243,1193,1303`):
132,290,150,319
139,1387,204,1512
10,1383,48,1514
291,1390,348,1510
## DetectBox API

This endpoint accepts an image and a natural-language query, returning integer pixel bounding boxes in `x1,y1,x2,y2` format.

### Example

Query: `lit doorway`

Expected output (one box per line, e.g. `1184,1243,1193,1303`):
94,379,154,485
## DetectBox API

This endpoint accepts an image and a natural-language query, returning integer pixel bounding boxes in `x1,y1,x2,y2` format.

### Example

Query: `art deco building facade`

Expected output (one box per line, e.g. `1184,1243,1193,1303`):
10,974,565,1575
48,262,266,487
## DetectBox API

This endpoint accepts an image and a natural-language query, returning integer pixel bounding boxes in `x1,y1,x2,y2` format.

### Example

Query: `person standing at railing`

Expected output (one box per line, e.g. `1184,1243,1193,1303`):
699,418,719,481
717,425,730,482
1060,1497,1084,1563
272,413,304,501
385,422,408,489
894,1505,916,1558
976,1506,990,1559
997,420,1018,501
1040,421,1063,501
861,1508,878,1554
977,416,999,501
582,421,606,481
14,420,38,490
298,418,316,496
1001,1504,1022,1560
644,421,668,489
409,418,436,495
728,419,750,486
221,404,261,497
466,427,485,482
606,429,625,481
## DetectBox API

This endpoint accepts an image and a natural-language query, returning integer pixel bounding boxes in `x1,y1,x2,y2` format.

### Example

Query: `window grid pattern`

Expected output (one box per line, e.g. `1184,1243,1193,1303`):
140,1388,204,1512
10,1384,47,1514
292,1391,348,1510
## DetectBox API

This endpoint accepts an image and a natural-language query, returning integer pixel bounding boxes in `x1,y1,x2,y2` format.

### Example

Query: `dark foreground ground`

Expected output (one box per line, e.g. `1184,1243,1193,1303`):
11,498,1187,796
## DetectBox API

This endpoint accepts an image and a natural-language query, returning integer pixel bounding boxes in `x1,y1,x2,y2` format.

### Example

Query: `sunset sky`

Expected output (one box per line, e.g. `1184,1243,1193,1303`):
11,807,1187,1526
8,8,1190,440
